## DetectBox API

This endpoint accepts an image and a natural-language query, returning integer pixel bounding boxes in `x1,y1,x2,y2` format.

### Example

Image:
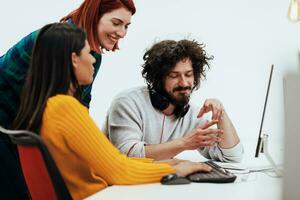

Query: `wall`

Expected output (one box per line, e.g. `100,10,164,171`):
1,0,299,160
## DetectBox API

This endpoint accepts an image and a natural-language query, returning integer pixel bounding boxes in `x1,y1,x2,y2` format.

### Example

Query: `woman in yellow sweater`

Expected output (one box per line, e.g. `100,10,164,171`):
12,23,211,199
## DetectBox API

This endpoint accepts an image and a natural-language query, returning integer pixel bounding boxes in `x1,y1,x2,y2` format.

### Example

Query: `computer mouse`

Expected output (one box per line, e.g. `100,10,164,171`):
160,173,191,185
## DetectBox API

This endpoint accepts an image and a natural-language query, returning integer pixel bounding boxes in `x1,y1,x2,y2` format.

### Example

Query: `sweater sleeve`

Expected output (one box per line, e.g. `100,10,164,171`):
197,142,244,163
128,157,154,163
46,96,175,185
0,30,38,128
104,96,148,157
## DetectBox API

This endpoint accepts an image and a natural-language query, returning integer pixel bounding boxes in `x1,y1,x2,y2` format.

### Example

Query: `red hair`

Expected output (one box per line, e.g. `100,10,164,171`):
61,0,136,53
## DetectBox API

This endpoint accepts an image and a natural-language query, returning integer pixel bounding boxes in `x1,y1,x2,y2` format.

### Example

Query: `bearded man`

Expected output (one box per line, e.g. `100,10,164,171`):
103,39,243,162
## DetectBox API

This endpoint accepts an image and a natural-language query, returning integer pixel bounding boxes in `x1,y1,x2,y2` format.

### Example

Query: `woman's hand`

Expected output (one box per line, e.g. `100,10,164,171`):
154,158,191,166
172,161,211,177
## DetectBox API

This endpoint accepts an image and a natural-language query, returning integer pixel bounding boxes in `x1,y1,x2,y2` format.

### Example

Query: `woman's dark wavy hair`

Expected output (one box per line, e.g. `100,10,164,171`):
13,23,86,133
141,39,213,92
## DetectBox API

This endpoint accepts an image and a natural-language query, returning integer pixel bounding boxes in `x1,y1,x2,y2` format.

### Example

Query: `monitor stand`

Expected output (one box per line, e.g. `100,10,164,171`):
258,134,283,177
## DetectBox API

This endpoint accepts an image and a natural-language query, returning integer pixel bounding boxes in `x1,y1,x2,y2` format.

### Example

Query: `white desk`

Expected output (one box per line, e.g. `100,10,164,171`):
86,149,283,200
86,174,281,200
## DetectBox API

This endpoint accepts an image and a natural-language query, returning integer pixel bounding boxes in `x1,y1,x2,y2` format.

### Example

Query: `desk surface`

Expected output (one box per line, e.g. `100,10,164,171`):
86,173,282,200
86,149,283,200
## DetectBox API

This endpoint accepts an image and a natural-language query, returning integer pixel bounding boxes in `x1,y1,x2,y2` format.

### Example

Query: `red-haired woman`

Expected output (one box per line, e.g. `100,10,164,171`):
0,0,135,199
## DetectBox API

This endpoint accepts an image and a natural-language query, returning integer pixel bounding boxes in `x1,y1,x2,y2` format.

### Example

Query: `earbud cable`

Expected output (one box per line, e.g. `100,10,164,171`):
159,115,166,143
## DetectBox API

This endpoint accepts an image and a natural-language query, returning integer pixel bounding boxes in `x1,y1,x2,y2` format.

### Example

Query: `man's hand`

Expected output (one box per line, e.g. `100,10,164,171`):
197,99,224,120
197,98,241,150
181,120,223,149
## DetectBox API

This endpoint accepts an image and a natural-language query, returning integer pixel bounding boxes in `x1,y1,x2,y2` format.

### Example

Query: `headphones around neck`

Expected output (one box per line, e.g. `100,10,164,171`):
149,89,190,118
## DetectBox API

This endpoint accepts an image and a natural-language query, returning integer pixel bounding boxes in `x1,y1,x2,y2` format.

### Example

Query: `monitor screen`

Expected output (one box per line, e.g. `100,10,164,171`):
255,65,274,157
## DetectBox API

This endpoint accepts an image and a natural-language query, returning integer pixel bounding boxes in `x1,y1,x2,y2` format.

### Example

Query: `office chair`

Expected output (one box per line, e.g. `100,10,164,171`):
0,126,72,200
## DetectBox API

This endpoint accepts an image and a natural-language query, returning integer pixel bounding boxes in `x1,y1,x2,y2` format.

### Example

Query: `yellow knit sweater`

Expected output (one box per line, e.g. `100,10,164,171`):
40,95,175,200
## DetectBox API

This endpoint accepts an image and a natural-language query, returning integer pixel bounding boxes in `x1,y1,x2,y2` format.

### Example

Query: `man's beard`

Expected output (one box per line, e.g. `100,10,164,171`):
165,86,192,106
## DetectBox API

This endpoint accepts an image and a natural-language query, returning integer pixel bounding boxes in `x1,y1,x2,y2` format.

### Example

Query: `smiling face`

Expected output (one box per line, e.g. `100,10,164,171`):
97,7,132,51
163,58,195,106
72,40,96,85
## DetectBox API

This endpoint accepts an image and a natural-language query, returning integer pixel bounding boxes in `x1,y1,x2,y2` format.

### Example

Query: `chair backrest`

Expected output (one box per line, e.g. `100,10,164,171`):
0,126,72,200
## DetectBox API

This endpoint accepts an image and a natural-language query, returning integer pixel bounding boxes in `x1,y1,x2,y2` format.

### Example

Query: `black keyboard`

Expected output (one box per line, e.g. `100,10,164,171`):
186,161,237,183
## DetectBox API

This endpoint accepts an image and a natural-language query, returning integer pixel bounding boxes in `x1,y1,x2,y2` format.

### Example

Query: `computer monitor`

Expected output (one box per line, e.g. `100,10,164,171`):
255,65,274,158
253,65,282,177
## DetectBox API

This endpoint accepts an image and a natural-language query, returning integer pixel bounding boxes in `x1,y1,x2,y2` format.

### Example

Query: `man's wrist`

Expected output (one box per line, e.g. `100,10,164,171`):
176,138,187,151
217,110,228,125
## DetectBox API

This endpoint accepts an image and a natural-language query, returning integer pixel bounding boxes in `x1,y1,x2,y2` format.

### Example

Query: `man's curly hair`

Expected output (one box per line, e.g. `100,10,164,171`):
141,39,213,92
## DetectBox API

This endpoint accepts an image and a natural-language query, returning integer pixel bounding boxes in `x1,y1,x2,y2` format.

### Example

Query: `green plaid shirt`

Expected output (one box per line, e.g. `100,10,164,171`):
0,29,102,129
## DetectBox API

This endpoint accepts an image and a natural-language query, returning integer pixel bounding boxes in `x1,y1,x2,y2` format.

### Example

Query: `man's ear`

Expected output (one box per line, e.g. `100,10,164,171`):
71,52,78,69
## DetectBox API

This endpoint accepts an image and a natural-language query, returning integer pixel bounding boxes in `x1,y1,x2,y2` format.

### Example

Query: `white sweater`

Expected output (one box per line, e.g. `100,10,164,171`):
103,86,243,162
